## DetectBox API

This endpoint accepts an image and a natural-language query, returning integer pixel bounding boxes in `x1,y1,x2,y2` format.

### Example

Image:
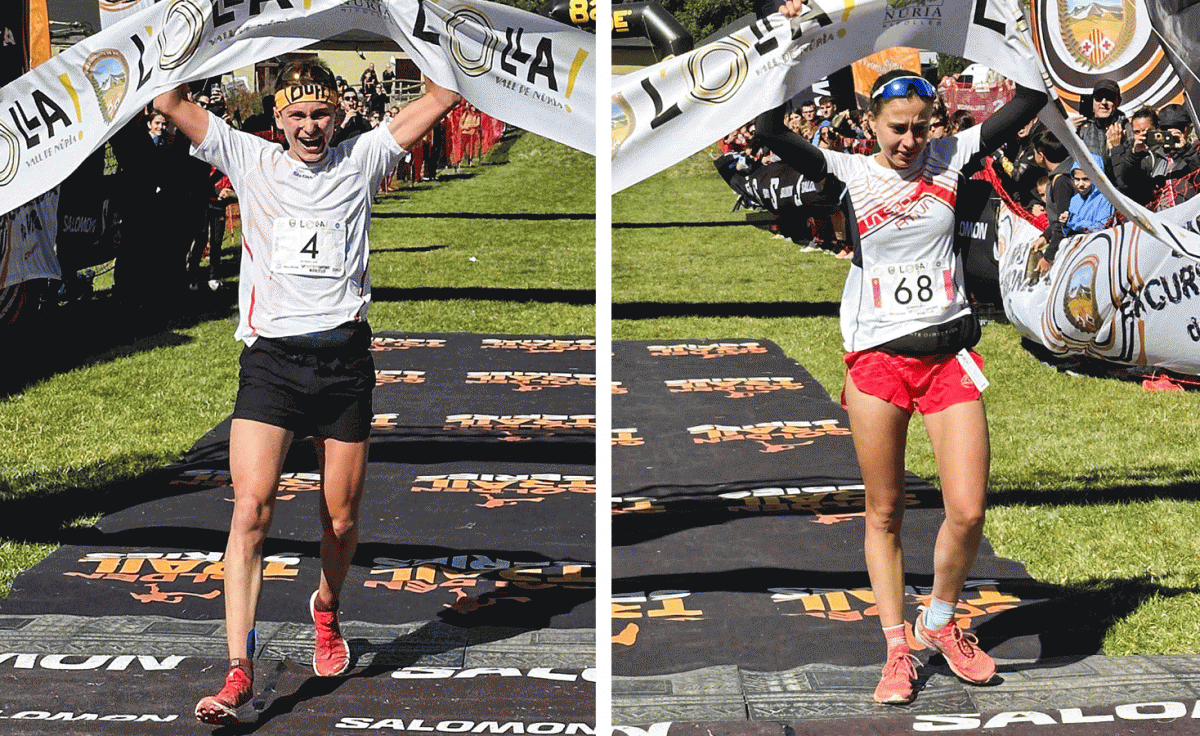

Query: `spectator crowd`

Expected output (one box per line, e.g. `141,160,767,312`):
718,75,1199,276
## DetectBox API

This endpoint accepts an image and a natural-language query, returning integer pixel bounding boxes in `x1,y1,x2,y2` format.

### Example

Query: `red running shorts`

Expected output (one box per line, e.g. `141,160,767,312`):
841,349,984,415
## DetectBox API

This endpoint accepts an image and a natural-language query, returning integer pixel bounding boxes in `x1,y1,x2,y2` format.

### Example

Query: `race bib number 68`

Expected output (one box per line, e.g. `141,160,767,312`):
870,259,955,318
271,218,347,277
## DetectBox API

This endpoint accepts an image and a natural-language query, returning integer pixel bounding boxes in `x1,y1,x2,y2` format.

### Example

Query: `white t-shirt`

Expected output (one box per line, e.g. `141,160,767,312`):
192,116,405,345
824,126,983,352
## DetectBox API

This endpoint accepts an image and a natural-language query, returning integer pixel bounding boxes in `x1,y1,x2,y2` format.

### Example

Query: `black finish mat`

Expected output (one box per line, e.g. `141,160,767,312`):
0,656,594,735
612,338,1106,726
612,339,935,506
0,332,595,731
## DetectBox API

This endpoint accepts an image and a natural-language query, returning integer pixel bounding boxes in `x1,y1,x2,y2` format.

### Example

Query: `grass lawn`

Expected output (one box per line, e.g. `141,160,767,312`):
613,147,1200,655
0,130,594,597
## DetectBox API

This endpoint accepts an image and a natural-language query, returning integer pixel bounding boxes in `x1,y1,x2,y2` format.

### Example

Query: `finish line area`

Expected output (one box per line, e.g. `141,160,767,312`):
611,338,1200,735
0,332,596,734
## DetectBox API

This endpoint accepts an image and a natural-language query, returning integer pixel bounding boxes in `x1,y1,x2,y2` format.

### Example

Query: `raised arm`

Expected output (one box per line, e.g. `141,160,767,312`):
754,102,829,177
978,84,1048,153
154,83,210,147
387,76,461,152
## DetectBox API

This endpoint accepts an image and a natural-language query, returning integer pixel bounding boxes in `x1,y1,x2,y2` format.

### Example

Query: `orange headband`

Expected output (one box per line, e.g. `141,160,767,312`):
274,82,339,111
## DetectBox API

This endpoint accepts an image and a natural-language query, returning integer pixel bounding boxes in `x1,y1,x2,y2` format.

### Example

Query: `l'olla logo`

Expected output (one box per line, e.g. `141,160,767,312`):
0,122,21,186
158,0,207,71
685,38,749,105
446,6,498,77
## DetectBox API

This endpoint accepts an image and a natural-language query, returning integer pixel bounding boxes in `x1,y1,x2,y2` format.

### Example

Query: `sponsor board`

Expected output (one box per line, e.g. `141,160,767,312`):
371,338,447,351
912,700,1200,731
0,711,178,722
481,339,596,353
465,372,595,392
688,419,851,452
335,720,594,732
411,473,594,509
664,376,803,399
645,343,768,359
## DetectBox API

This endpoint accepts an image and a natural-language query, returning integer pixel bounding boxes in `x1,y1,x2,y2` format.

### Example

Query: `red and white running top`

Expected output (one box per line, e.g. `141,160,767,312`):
824,126,984,352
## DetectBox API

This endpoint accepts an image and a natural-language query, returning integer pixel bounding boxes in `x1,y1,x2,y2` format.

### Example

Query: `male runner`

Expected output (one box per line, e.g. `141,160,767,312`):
153,59,459,725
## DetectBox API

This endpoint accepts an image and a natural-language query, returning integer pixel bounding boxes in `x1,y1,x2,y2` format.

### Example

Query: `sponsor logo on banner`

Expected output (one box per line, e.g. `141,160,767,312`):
0,710,178,722
1029,0,1183,111
64,551,300,603
646,342,768,359
376,370,425,385
771,580,1020,628
1057,0,1133,68
83,51,129,124
335,719,595,732
389,666,596,681
611,427,643,446
688,419,851,452
1063,256,1102,332
1118,261,1200,320
715,484,919,515
371,337,447,351
611,92,635,160
158,0,206,70
465,371,594,391
481,338,595,352
883,0,943,28
685,38,750,105
913,701,1200,730
411,473,594,508
665,376,804,399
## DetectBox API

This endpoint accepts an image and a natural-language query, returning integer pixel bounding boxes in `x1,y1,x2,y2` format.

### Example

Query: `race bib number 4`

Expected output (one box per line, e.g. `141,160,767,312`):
870,260,955,318
271,218,347,277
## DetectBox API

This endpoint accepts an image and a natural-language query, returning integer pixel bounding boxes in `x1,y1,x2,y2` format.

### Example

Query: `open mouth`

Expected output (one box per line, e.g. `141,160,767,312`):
296,134,326,157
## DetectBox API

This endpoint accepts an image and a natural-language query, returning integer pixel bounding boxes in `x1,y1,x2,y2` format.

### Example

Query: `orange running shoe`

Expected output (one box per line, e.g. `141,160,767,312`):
194,663,253,726
914,614,996,684
873,649,919,704
310,591,351,676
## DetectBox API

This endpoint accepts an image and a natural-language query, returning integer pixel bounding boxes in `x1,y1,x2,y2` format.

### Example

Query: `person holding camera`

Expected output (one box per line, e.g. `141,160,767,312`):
1147,104,1200,210
1111,107,1165,206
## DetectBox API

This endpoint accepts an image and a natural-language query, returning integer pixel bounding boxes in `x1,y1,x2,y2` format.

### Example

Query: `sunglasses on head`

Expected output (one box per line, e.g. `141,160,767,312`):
873,76,936,101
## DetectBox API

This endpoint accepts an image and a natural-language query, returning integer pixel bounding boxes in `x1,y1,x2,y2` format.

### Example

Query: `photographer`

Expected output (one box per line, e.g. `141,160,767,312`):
1111,107,1165,206
1148,104,1200,210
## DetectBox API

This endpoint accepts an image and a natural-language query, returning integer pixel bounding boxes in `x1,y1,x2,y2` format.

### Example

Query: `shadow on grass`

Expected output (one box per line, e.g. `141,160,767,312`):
0,289,237,399
613,300,839,319
372,286,594,306
372,211,594,221
613,220,755,229
988,477,1200,507
371,244,450,254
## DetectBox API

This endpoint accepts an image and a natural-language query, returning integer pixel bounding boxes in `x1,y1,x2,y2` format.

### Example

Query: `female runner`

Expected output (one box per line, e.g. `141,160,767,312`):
757,1,1048,705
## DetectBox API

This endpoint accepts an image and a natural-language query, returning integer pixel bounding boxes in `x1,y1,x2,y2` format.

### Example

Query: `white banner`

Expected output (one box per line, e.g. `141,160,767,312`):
0,0,594,220
610,0,1200,261
998,200,1200,375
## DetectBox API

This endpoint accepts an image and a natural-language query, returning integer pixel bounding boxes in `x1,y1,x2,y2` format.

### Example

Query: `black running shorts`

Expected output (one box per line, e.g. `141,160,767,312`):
232,323,374,442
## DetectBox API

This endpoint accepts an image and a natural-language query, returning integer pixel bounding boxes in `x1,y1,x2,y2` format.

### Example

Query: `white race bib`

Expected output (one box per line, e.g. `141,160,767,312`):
869,259,955,318
271,218,346,277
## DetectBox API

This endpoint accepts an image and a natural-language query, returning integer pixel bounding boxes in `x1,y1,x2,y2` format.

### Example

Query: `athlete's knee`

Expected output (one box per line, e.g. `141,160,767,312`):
230,494,274,535
943,504,985,535
323,512,359,542
864,495,906,534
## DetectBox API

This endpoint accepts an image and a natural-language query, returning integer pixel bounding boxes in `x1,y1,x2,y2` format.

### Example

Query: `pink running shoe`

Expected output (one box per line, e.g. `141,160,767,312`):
194,664,253,726
873,649,919,704
914,614,995,684
310,591,351,677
